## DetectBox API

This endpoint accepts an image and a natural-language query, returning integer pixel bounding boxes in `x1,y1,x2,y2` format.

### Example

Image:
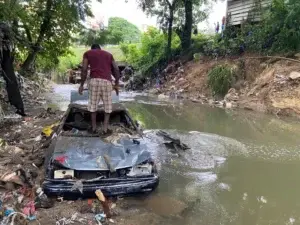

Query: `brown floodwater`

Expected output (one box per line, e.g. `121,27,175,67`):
48,85,300,225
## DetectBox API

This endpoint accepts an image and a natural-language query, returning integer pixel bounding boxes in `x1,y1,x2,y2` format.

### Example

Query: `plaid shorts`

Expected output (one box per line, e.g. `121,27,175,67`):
88,78,112,113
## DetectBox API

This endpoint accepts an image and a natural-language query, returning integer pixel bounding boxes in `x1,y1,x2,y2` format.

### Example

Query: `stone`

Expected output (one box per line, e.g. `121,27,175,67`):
224,88,239,102
158,94,168,100
289,71,300,80
294,53,300,59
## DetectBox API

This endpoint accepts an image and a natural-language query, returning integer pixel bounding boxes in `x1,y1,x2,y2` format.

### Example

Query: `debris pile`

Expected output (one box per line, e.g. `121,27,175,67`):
157,130,190,151
0,72,52,123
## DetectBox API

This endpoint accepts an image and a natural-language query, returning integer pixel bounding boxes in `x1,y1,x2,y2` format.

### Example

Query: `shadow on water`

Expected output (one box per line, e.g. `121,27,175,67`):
47,85,300,225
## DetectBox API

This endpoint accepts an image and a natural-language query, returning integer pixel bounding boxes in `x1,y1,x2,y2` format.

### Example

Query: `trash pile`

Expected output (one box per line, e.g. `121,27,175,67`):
0,106,61,224
0,72,52,123
0,112,120,224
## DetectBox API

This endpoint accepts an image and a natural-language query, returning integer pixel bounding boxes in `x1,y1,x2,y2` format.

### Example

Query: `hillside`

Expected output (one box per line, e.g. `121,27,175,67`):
152,55,300,118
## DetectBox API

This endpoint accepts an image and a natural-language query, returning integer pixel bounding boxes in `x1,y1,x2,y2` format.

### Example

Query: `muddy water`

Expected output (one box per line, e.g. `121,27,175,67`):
48,85,300,225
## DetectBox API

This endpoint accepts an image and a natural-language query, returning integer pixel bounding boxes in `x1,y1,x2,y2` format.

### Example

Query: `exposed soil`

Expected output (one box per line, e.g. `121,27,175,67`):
151,55,300,118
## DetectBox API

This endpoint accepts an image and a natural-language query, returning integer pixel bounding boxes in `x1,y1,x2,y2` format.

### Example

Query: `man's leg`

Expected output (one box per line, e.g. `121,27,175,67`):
101,80,113,133
103,113,110,133
91,112,97,132
88,79,100,132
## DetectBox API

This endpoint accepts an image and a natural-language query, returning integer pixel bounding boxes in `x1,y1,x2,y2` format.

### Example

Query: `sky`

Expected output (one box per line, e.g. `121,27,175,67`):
91,0,227,33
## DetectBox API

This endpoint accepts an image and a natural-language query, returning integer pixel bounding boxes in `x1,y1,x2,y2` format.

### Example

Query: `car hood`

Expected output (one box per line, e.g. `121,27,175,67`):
52,136,151,171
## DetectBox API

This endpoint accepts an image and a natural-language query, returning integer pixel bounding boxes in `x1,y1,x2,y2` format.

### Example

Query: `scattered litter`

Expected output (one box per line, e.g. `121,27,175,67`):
109,218,115,223
42,122,59,137
71,128,79,134
35,187,54,209
22,201,36,219
95,190,111,218
4,208,14,217
0,169,29,188
17,195,24,204
34,135,42,142
71,180,83,194
0,138,6,147
95,213,106,224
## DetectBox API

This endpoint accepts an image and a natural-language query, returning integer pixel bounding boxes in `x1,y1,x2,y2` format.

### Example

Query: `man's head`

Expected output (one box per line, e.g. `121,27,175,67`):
91,44,101,50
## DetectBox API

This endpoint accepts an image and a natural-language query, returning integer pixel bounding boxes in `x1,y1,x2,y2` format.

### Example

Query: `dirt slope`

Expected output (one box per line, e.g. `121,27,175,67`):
155,56,300,118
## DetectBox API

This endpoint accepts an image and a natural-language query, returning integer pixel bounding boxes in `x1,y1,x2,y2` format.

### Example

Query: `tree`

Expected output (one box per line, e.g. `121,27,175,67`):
0,23,25,116
137,0,210,53
107,17,141,44
80,17,141,46
173,0,208,49
0,0,101,74
137,0,180,58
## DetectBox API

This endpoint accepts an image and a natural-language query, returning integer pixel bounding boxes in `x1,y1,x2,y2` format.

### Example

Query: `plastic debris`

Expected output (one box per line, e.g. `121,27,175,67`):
4,208,14,217
95,190,105,202
0,138,6,147
70,180,83,194
95,190,111,218
95,213,106,223
71,128,79,134
42,122,59,137
22,201,36,218
35,187,54,209
0,169,26,187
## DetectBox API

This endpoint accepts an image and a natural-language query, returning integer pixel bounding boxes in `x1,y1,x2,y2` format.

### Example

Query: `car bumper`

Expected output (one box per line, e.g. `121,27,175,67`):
42,175,159,197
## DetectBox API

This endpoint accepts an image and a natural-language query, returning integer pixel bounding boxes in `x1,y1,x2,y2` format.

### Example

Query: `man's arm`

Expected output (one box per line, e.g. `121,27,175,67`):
80,57,89,87
111,59,120,85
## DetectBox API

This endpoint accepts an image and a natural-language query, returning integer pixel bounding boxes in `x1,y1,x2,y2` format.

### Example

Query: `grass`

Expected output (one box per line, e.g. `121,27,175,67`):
57,45,125,73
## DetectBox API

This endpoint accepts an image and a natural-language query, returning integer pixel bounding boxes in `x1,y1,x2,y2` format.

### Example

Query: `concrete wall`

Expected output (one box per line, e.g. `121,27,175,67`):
227,0,272,25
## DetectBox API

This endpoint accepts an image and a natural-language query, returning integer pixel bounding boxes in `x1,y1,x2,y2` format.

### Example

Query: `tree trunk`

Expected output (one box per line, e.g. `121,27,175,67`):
167,7,174,59
21,0,53,73
1,45,25,116
21,48,38,73
182,0,193,50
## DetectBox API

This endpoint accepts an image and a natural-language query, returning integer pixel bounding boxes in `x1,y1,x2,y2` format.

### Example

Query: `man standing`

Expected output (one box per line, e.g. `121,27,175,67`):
78,44,120,135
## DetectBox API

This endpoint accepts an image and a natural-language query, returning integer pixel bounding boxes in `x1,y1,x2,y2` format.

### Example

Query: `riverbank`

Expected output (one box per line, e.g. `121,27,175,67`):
147,55,300,118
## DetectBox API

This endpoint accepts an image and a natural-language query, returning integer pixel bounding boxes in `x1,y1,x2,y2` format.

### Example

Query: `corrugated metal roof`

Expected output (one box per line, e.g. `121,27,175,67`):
227,0,272,25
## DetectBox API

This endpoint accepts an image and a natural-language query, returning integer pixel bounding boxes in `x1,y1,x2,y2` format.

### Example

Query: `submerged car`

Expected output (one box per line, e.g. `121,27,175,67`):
42,94,159,197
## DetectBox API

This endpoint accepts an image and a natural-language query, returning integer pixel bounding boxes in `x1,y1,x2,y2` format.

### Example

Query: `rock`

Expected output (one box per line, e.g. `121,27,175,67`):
294,53,300,60
224,101,232,108
289,71,300,80
158,94,169,100
148,89,160,95
224,88,239,102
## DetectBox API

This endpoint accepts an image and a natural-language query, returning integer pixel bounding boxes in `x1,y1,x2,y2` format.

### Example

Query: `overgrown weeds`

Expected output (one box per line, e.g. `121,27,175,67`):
208,64,235,96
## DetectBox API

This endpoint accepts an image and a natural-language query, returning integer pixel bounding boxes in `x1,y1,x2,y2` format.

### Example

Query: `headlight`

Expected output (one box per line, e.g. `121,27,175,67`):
127,163,152,177
54,170,74,179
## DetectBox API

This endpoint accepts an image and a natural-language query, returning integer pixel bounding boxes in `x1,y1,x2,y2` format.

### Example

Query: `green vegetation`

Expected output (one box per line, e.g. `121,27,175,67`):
57,45,124,73
80,17,141,46
208,65,234,96
137,0,210,58
191,0,300,59
0,0,101,75
120,27,180,76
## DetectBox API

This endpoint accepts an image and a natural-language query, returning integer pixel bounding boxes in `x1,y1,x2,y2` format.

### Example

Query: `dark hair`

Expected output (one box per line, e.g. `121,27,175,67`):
91,44,101,49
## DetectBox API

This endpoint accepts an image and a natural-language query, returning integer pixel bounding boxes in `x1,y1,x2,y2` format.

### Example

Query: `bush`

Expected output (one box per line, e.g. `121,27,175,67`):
208,64,234,96
121,27,181,76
